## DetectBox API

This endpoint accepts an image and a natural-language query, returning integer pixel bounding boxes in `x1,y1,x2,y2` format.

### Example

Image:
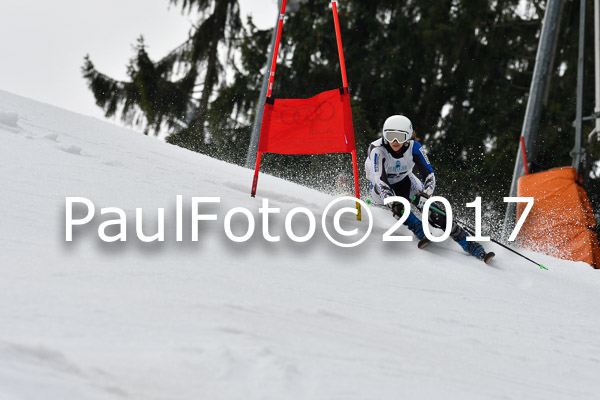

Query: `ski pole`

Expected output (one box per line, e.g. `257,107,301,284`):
412,196,548,270
455,220,547,270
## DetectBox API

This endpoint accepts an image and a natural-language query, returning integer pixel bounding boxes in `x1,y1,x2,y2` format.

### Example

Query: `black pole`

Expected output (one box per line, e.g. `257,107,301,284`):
456,219,548,270
425,201,548,270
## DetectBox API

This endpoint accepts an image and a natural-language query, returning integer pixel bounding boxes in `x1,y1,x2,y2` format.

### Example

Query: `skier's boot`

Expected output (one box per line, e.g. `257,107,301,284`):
404,211,430,249
451,224,494,263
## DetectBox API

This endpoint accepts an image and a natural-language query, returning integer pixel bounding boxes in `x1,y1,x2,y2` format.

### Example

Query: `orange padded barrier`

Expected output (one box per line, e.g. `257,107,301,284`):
517,167,599,268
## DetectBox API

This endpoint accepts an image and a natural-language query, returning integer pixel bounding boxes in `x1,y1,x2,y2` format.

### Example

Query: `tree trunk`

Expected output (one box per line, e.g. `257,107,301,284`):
192,1,228,150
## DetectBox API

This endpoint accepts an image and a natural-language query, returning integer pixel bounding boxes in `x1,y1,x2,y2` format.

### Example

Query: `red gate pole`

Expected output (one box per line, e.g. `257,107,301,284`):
331,1,348,89
267,0,288,97
332,1,360,219
251,151,262,197
252,0,287,197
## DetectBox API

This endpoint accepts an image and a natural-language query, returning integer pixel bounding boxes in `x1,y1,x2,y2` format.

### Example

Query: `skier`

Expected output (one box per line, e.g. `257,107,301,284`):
365,115,494,263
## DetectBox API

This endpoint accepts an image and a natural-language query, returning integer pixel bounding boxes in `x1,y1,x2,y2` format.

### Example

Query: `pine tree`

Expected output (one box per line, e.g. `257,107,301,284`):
204,18,271,164
82,0,243,151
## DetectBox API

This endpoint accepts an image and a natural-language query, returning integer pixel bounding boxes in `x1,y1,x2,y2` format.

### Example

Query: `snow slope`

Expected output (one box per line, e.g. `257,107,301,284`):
1,89,599,400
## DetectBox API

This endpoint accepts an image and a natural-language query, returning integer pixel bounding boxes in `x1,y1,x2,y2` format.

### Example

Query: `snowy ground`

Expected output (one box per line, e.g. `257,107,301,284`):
1,89,599,399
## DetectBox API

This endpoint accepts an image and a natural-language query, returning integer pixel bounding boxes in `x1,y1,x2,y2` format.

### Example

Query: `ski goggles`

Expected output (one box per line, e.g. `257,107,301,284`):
383,129,411,144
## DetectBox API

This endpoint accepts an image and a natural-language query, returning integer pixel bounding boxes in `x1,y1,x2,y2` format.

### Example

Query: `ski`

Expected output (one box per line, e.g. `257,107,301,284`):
480,251,495,264
417,237,431,249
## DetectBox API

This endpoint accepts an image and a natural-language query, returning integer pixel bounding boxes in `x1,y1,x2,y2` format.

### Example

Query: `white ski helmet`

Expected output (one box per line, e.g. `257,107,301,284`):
382,115,413,144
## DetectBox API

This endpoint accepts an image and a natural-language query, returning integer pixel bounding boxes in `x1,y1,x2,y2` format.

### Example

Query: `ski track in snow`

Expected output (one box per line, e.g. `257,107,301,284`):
1,88,600,399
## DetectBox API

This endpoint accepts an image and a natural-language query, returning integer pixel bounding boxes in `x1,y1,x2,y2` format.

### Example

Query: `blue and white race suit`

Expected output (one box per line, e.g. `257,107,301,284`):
364,138,435,205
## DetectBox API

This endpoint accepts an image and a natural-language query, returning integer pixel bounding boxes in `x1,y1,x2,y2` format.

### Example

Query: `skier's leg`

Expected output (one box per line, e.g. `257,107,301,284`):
425,201,448,229
405,173,447,229
415,192,490,260
389,177,429,247
450,223,488,259
426,200,486,258
404,211,429,247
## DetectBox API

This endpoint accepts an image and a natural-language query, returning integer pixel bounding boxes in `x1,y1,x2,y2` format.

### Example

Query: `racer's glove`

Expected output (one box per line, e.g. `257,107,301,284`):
412,189,432,210
388,201,405,219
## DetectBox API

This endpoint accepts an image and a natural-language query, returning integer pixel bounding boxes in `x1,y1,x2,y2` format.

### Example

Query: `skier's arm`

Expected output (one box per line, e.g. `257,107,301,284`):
412,142,435,195
368,148,394,201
